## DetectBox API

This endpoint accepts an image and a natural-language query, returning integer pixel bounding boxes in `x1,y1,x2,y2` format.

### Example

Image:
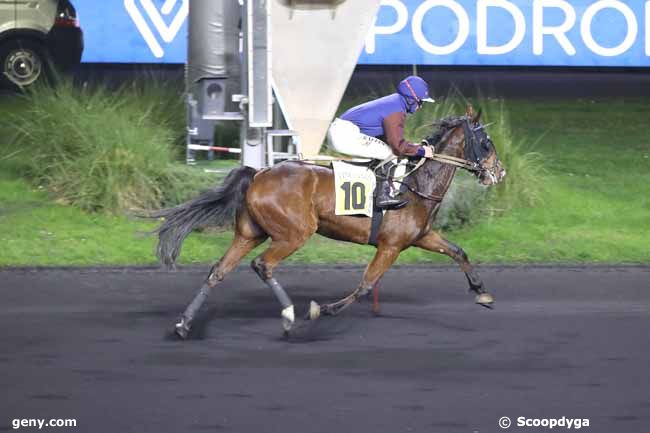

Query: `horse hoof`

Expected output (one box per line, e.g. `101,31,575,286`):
308,301,321,321
174,318,190,340
475,293,494,308
282,317,294,332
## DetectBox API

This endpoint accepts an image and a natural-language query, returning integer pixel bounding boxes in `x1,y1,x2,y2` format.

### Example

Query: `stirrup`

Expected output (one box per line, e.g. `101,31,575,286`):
376,196,408,210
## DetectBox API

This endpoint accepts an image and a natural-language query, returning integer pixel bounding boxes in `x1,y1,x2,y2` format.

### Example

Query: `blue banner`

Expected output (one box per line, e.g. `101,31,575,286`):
77,0,650,67
77,0,187,63
359,0,650,66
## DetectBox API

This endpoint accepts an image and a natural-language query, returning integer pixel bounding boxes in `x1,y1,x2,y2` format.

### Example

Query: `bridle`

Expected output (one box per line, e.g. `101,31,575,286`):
427,117,492,174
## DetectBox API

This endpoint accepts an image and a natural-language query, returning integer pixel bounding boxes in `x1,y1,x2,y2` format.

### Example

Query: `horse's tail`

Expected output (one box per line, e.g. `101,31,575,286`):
151,166,257,269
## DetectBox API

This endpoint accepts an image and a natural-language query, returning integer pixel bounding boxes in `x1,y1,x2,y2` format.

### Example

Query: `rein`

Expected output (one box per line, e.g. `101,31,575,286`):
374,117,488,202
374,154,469,203
429,153,481,172
393,178,445,202
374,156,426,180
374,147,480,183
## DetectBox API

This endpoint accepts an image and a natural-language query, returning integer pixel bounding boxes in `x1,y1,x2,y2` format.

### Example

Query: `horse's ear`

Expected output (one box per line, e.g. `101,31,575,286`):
465,104,474,118
473,108,482,124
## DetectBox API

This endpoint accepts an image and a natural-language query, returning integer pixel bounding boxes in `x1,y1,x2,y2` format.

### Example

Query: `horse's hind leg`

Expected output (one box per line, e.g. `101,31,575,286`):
175,234,266,339
415,232,494,307
251,237,311,333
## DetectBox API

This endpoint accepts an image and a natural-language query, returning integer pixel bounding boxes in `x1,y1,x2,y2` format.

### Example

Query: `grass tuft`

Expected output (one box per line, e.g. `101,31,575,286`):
479,98,548,214
4,79,190,213
405,96,547,230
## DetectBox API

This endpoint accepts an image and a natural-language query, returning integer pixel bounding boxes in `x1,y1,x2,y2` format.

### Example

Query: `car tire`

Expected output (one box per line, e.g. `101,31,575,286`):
0,39,51,89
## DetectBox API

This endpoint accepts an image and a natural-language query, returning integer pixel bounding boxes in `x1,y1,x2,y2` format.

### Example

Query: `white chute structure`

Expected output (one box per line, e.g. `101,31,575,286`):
270,0,381,157
186,0,381,168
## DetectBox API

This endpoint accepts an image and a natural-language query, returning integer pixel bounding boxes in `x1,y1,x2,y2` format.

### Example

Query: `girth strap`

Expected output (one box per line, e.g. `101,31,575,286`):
367,205,383,246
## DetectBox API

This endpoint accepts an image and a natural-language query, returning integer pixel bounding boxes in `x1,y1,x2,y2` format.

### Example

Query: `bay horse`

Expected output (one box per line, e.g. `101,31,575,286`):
154,106,506,339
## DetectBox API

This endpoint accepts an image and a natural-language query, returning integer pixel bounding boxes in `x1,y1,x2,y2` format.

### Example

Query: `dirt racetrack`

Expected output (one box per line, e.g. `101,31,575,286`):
1,265,649,433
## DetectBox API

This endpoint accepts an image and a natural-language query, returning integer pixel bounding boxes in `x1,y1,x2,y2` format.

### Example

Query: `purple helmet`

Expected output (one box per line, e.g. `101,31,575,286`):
397,76,435,113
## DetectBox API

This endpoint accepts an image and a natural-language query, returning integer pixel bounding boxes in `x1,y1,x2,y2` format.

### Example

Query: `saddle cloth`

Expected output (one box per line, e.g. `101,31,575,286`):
332,161,376,217
332,159,409,218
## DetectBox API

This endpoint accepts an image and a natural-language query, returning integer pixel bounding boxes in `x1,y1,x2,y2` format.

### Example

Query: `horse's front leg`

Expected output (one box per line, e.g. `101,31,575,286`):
314,245,401,317
415,232,494,308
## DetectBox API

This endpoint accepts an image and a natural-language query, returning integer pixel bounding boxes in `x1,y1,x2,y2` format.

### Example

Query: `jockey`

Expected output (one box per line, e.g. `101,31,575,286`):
327,75,435,209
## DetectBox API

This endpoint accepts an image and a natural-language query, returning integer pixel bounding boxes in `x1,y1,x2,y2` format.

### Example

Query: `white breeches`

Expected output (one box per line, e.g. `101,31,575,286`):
327,118,394,160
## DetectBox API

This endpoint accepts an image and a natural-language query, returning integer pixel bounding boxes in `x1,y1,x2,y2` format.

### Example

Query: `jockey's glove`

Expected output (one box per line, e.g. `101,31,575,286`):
416,144,434,158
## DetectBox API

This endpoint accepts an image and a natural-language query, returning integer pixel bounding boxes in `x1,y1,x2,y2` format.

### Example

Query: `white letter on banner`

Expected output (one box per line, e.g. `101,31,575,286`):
647,0,650,56
412,0,470,55
365,0,409,54
533,0,577,56
477,0,526,55
581,0,638,57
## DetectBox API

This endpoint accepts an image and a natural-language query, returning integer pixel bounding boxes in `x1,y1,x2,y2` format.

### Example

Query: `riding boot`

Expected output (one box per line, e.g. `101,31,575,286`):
376,164,408,210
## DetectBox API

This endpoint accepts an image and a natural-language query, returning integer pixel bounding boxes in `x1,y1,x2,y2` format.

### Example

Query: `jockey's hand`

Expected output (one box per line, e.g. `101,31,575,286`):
422,145,434,159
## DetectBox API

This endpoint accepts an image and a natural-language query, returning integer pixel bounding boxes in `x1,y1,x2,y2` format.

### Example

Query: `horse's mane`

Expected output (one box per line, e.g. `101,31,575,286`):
410,115,468,195
426,116,466,147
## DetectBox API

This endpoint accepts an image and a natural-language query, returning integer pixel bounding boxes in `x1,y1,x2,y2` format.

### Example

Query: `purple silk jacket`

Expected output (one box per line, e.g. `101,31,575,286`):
340,93,424,157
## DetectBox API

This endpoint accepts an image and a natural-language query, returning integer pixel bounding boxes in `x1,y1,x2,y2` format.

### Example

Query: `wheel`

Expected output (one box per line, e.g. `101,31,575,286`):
0,39,49,88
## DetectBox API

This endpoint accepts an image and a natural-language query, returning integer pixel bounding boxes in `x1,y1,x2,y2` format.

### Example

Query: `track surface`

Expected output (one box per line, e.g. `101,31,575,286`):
1,265,649,433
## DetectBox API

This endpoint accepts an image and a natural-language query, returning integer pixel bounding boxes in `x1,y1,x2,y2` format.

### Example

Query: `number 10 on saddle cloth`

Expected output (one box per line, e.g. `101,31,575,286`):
332,161,376,217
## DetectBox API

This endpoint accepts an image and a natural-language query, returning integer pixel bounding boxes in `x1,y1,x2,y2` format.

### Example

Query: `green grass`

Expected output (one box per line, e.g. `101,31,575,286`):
1,97,649,266
4,80,190,213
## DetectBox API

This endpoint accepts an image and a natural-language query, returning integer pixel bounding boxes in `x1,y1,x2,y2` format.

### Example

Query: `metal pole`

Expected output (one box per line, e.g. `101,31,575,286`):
240,0,268,169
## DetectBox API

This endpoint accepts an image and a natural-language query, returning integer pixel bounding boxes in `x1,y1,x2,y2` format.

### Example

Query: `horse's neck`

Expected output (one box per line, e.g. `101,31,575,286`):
415,129,465,210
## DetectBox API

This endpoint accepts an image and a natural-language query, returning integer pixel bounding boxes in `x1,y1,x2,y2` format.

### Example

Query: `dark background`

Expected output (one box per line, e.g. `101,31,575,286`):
72,64,650,99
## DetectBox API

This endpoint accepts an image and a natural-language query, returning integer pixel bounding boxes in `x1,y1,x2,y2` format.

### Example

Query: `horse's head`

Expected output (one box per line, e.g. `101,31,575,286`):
423,106,506,185
456,106,506,186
